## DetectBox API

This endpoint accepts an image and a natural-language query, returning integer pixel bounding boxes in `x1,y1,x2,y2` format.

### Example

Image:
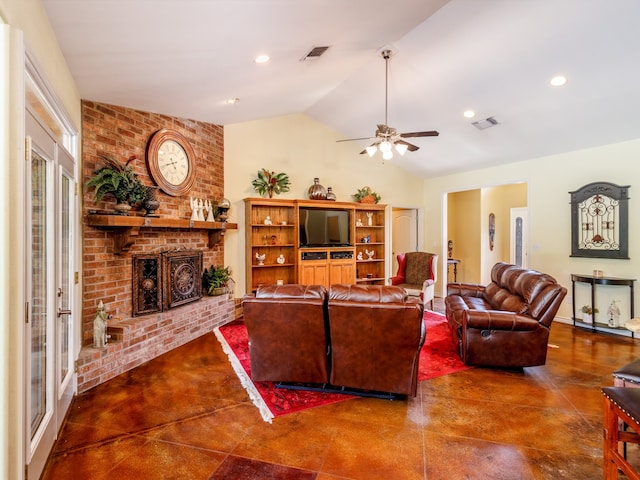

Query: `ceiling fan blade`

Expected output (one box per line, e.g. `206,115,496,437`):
395,139,420,152
336,136,376,143
400,130,440,138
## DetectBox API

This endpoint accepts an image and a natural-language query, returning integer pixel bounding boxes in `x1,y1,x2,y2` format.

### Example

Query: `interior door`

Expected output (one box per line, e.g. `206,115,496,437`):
26,111,76,479
391,208,418,274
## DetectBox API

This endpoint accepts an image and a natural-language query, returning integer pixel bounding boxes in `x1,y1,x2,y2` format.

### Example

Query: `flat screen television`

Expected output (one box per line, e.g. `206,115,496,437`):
299,207,351,247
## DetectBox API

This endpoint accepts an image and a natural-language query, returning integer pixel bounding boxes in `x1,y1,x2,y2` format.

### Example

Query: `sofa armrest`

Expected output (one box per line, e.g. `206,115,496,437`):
463,310,541,332
447,283,485,298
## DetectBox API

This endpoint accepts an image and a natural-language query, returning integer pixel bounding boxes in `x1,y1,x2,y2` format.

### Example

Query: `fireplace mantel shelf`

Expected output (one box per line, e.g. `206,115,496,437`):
86,214,238,254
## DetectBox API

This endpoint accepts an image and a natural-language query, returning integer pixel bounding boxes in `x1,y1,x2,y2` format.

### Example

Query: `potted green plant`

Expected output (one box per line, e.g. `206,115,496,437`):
581,305,598,323
203,265,232,296
352,186,381,204
86,155,148,214
252,169,291,198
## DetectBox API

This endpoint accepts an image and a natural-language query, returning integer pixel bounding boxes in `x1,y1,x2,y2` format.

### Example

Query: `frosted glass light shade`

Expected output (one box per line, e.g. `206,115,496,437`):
395,143,408,155
379,140,392,153
382,151,393,160
365,145,378,157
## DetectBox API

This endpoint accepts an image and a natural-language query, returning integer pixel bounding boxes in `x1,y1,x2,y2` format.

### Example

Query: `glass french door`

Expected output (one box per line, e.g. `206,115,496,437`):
26,110,76,479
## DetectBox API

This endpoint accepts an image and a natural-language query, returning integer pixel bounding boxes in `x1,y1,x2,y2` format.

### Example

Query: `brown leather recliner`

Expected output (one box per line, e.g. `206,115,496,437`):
445,262,567,368
242,284,329,383
328,284,425,396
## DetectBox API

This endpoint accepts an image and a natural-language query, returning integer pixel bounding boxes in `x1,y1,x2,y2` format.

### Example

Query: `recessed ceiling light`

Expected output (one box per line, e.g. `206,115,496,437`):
550,75,567,87
225,97,239,105
463,110,475,118
254,54,270,64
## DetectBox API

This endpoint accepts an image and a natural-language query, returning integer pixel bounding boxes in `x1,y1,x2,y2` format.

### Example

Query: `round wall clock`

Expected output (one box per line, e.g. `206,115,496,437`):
146,129,196,196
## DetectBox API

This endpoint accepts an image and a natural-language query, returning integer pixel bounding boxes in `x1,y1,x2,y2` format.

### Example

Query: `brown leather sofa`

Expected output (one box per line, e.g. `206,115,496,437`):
445,262,567,368
328,284,425,397
242,284,425,397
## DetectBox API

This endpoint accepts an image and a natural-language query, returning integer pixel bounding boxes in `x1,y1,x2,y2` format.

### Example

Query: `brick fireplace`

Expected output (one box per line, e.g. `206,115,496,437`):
78,101,234,392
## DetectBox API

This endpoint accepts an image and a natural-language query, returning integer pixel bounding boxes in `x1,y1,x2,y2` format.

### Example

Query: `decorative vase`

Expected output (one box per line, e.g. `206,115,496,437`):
143,187,160,217
114,202,132,215
308,178,327,200
582,313,593,324
326,187,337,201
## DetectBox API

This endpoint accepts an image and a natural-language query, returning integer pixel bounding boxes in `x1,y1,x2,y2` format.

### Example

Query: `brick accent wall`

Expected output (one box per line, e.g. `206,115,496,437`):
80,101,232,392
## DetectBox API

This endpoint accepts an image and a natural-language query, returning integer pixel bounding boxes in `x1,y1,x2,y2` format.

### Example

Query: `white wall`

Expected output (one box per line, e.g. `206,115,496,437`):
424,138,640,322
224,113,427,295
0,1,80,479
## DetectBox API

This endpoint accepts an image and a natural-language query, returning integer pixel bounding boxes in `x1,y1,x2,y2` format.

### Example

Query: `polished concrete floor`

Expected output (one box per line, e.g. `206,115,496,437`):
42,300,639,479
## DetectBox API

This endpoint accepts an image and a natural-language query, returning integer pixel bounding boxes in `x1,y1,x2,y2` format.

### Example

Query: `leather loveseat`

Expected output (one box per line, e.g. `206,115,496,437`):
445,262,567,368
328,284,426,396
242,283,425,397
242,284,329,384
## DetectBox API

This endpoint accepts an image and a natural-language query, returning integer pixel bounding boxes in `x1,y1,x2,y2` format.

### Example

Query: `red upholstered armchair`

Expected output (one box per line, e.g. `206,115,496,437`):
389,252,438,310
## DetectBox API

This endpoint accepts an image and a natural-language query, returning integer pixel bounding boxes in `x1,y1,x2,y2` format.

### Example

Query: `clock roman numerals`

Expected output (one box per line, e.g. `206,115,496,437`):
146,128,196,196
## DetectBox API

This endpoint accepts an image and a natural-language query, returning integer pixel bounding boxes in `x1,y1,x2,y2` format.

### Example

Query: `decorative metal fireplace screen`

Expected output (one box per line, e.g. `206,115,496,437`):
132,250,202,316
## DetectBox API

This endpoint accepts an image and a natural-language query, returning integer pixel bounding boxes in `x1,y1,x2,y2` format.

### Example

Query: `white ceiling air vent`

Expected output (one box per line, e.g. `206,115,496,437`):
472,116,499,130
300,46,330,61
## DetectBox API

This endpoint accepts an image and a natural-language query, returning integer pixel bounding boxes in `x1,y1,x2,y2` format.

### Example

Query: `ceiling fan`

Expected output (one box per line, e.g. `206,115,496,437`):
337,49,439,160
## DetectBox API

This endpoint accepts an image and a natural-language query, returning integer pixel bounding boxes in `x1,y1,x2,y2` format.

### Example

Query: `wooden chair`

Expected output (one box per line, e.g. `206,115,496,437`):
602,387,640,480
389,252,438,310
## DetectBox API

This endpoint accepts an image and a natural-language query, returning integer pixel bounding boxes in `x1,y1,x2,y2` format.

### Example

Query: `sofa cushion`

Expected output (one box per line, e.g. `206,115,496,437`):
256,284,326,300
484,282,528,314
329,284,407,303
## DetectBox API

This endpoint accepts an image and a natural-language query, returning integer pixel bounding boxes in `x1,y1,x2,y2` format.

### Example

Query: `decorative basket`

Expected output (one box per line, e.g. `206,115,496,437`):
210,286,228,296
359,195,377,204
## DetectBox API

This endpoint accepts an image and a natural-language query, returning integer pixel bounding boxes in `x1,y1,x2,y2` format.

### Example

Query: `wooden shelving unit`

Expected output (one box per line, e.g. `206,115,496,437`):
245,198,298,292
86,214,237,254
354,204,386,284
244,198,386,292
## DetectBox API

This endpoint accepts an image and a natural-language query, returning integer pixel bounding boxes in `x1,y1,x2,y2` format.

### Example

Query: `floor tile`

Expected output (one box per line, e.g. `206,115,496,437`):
41,300,640,480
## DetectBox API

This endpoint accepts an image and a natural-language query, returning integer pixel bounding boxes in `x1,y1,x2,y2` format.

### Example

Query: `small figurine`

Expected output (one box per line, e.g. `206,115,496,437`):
255,252,266,265
197,198,205,221
366,212,373,226
190,197,198,221
93,300,111,348
357,251,363,261
277,254,285,264
264,216,272,225
356,218,363,227
205,200,215,222
608,300,621,328
365,249,374,260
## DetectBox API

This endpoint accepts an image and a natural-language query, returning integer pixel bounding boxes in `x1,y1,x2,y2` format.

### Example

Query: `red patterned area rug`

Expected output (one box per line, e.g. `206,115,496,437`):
213,310,469,423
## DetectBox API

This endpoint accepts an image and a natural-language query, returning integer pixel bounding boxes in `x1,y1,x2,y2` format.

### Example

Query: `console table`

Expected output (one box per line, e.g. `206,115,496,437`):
447,259,461,282
570,274,636,337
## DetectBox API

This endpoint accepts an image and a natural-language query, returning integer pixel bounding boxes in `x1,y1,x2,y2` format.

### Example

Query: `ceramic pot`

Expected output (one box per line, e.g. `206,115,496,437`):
143,187,160,216
308,178,327,200
114,202,132,215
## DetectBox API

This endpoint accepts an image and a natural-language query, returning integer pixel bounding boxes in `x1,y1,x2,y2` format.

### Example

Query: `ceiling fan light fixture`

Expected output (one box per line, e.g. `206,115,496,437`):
379,140,392,153
382,150,393,160
365,145,378,157
395,143,408,156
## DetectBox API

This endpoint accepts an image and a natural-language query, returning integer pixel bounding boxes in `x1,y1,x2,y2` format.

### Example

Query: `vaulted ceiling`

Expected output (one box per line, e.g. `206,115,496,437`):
42,0,640,178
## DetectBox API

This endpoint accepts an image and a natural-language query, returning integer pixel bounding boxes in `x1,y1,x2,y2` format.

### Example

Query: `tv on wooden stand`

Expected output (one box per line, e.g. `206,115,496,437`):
299,207,351,248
